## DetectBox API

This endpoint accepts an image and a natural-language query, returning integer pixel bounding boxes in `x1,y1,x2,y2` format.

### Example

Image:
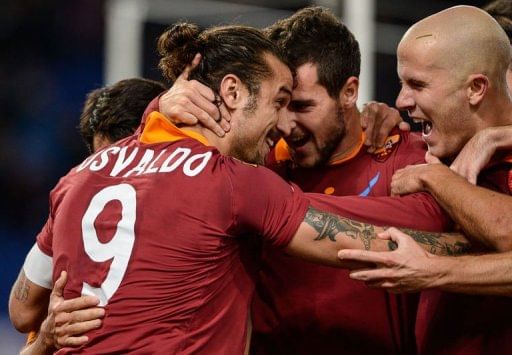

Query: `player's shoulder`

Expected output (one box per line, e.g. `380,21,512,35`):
370,129,425,162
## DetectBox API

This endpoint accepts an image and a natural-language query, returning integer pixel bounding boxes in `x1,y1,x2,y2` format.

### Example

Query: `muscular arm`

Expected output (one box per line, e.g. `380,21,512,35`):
451,125,512,183
340,228,512,296
285,206,470,268
427,252,512,296
416,164,512,251
9,270,50,332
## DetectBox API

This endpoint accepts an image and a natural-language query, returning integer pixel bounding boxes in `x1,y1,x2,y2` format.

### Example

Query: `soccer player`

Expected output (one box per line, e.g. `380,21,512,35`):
338,6,512,354
11,22,468,354
11,78,167,355
156,7,454,354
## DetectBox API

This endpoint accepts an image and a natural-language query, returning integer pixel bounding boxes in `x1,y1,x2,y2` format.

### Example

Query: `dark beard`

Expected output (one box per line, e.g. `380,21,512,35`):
314,105,346,166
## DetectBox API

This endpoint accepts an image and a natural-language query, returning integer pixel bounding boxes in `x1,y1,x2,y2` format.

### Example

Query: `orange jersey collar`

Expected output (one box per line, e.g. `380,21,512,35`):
274,132,366,166
140,111,210,146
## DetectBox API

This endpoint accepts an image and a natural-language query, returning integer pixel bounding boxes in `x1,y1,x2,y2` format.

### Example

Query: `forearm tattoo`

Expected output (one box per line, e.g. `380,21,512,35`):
14,272,30,302
305,207,376,249
305,207,471,254
400,228,471,256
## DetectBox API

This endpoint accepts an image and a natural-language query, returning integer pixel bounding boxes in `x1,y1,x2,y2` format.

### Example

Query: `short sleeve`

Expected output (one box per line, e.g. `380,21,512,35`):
228,160,309,248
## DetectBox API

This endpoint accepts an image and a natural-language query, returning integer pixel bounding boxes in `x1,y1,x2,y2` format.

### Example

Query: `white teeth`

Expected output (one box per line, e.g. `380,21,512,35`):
422,121,433,137
413,118,423,123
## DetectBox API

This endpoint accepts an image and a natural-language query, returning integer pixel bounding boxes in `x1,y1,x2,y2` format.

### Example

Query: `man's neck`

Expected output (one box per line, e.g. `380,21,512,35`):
184,125,231,154
482,91,512,127
328,108,364,162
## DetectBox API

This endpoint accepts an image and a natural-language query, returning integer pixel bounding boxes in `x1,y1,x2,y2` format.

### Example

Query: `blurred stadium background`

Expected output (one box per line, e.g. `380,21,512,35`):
0,0,487,351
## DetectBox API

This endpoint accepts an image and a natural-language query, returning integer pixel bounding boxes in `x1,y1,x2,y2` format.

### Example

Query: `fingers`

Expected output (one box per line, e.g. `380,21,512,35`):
55,295,100,314
361,102,403,151
56,318,102,337
382,227,410,243
56,335,89,349
360,105,369,130
361,103,377,148
55,307,105,325
52,271,67,298
179,53,202,81
338,249,395,267
349,267,395,282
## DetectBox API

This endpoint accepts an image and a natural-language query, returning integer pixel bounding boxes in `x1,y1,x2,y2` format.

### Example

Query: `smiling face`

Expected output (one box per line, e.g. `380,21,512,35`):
395,39,477,159
283,63,345,167
229,53,293,165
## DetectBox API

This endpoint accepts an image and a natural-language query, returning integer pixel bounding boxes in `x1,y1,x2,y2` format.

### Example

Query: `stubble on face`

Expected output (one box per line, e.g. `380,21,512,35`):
228,94,266,165
290,103,346,168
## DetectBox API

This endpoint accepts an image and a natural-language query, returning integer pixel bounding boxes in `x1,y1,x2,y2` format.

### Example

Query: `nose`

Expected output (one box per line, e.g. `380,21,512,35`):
276,108,296,137
395,87,415,113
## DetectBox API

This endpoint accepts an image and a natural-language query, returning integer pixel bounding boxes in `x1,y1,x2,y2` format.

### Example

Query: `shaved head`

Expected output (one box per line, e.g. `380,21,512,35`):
395,5,512,159
399,5,511,91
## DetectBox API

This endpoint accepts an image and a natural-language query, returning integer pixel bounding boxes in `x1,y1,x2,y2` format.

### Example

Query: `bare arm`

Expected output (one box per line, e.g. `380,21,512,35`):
391,159,512,251
339,228,512,296
9,270,50,332
451,125,512,184
18,272,104,355
285,206,470,268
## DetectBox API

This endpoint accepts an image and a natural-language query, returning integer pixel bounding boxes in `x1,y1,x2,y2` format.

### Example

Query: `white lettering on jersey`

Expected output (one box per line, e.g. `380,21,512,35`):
183,152,212,177
90,147,121,171
123,149,155,177
143,149,167,174
76,150,103,172
110,147,139,177
159,148,191,173
78,145,212,177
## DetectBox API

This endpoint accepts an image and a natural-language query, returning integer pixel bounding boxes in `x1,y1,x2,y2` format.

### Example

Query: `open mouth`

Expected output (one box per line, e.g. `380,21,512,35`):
422,120,433,137
413,118,433,137
286,132,310,149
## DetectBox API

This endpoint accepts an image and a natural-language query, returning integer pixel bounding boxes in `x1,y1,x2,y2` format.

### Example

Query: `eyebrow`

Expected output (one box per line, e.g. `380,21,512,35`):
279,86,292,96
290,99,314,105
415,34,433,39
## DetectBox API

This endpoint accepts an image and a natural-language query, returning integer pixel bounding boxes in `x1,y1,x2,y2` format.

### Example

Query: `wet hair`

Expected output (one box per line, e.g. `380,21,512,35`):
157,23,287,97
484,0,512,42
265,6,360,99
79,78,167,152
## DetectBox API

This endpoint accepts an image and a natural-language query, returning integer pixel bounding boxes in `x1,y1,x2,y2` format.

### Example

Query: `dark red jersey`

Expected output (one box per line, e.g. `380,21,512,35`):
415,161,512,355
36,112,309,354
252,130,450,355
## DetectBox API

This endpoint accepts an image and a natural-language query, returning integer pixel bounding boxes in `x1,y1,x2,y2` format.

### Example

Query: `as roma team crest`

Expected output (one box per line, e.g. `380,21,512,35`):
372,134,401,162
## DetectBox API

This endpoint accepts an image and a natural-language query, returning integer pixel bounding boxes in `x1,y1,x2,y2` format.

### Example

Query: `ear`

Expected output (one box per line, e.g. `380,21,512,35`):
466,74,488,106
219,74,246,110
338,76,359,109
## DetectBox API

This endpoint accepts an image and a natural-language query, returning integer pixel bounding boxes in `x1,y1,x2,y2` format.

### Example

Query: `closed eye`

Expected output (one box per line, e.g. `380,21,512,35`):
289,100,314,112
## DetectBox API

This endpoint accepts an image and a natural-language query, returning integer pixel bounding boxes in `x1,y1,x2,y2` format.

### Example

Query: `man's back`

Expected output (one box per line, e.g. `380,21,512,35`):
37,112,308,354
